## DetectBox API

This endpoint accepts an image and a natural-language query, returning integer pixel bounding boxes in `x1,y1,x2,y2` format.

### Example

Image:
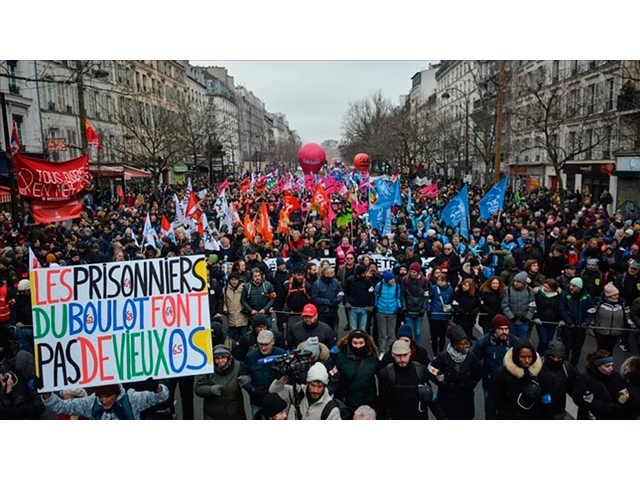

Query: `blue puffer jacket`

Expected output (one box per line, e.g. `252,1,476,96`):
428,283,455,321
375,281,401,315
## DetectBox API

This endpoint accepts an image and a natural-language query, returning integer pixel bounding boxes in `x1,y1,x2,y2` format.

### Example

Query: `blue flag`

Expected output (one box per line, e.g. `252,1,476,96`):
368,203,387,233
374,179,394,208
441,184,470,239
392,179,403,206
478,177,508,221
407,186,414,215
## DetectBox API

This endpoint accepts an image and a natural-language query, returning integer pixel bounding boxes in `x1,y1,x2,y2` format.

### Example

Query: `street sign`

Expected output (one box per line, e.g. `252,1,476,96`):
46,138,67,152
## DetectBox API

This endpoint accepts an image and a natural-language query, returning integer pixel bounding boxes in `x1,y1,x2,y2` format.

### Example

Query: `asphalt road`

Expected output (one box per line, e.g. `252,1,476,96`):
177,310,638,420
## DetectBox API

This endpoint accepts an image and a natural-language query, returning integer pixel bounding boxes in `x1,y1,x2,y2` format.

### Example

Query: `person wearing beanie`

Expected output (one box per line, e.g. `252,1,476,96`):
501,271,536,340
269,362,342,420
591,283,629,354
344,262,375,331
195,344,248,420
559,272,595,367
374,270,402,352
223,270,249,342
581,257,604,300
537,339,579,420
427,325,482,419
41,379,169,420
400,259,430,347
296,336,339,395
255,392,288,420
472,314,518,399
241,325,286,412
376,340,445,420
485,340,544,420
572,349,627,420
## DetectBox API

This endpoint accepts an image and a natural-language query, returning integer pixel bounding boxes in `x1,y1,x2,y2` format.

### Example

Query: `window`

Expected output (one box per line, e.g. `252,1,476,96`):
45,81,55,109
12,115,23,151
7,60,19,94
64,85,74,113
49,128,60,161
585,129,593,159
568,131,576,152
569,89,580,116
570,60,579,76
586,84,596,114
606,78,615,110
552,60,560,82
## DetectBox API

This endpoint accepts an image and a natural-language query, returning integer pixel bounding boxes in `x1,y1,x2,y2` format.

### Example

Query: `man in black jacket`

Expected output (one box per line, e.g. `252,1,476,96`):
344,264,375,331
376,340,445,420
537,339,578,420
282,266,313,333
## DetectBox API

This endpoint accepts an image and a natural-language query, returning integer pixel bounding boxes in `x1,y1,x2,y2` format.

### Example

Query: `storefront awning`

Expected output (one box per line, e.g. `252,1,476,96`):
89,164,152,180
0,186,11,204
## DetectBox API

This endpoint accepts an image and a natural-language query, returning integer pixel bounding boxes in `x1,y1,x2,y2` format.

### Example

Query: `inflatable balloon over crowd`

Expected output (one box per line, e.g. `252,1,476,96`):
298,142,327,174
353,153,370,172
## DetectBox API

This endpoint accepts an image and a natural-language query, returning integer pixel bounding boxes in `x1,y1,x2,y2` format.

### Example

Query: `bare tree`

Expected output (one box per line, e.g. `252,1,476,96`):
508,63,618,200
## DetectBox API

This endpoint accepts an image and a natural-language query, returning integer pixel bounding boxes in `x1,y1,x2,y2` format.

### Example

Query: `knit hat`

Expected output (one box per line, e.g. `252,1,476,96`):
604,284,619,297
409,262,421,272
513,271,528,284
630,261,640,270
257,330,274,344
469,258,480,267
61,388,88,398
587,258,599,266
427,229,436,236
93,384,121,397
306,363,329,385
213,345,232,357
207,254,219,265
301,336,320,361
446,325,468,344
391,339,411,355
569,277,583,289
261,393,288,418
17,279,30,291
382,270,395,283
563,263,575,271
545,339,566,358
396,324,414,340
276,258,286,266
625,228,634,236
491,314,510,330
45,253,57,264
252,314,268,329
355,264,367,276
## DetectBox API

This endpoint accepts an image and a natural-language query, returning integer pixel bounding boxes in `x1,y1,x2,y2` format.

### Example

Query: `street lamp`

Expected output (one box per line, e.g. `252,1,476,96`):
441,86,471,180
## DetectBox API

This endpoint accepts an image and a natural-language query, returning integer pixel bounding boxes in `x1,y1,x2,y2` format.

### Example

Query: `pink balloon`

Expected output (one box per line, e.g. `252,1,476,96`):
298,143,327,174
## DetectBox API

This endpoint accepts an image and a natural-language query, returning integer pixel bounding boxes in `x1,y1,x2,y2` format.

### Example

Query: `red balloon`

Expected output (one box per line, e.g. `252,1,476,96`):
298,143,327,174
354,153,370,172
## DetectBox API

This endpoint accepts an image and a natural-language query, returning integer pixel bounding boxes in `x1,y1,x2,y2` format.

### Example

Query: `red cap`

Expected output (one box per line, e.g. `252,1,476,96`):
302,304,317,316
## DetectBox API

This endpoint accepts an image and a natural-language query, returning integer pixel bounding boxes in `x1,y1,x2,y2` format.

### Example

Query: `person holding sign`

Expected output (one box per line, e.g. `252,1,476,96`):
41,379,169,420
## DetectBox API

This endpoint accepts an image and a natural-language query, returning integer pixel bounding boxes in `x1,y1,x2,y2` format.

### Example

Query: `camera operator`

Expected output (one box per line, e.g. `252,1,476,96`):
241,330,286,414
297,336,340,395
269,363,341,420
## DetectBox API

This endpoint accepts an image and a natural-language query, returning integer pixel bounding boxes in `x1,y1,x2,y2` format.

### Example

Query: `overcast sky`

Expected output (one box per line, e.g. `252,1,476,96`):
192,60,435,144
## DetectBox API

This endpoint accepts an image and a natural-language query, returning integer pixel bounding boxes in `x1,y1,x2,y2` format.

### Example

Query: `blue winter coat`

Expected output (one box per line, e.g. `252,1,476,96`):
559,289,595,326
311,277,344,315
375,281,402,315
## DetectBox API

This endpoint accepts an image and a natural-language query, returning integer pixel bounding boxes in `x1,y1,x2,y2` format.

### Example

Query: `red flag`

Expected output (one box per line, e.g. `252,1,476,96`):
257,203,273,244
283,192,301,216
311,184,330,217
186,190,202,223
10,121,20,156
420,183,438,198
218,179,230,194
239,176,251,194
85,119,102,149
30,196,84,223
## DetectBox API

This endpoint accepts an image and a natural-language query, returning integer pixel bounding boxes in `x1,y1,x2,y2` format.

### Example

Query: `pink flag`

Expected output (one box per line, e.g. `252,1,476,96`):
420,183,438,198
218,179,230,194
323,202,336,228
305,174,315,192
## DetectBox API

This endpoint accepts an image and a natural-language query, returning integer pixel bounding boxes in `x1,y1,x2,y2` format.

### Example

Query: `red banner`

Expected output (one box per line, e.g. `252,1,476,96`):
14,153,91,199
30,196,84,223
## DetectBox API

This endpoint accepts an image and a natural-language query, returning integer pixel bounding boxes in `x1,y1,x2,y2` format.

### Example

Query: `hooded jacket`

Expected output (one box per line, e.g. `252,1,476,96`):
194,358,247,420
537,340,578,418
572,365,626,420
501,282,535,324
224,282,249,328
485,342,544,420
334,339,379,410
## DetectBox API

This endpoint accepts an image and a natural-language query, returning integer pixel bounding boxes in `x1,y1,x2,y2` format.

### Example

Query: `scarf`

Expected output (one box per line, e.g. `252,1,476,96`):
446,343,467,364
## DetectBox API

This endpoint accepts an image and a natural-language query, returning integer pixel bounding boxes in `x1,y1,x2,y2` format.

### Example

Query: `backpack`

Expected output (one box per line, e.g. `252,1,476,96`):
285,277,310,303
385,361,425,386
321,397,351,420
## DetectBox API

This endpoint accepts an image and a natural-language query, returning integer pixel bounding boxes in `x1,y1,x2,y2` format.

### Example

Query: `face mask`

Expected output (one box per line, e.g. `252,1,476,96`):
351,345,368,357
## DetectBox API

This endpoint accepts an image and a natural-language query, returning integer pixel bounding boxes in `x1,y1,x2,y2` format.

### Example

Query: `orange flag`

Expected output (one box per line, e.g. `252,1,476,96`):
258,203,273,244
85,119,102,149
278,210,290,235
244,213,256,242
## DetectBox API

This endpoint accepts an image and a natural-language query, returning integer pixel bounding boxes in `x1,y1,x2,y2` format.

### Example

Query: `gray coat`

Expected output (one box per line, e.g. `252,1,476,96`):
501,284,536,324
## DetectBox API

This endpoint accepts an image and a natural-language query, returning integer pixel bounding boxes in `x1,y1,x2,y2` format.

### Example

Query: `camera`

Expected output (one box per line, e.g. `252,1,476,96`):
258,349,315,382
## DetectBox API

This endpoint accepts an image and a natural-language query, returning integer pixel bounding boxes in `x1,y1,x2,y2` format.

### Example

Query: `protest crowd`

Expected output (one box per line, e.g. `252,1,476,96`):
2,159,640,421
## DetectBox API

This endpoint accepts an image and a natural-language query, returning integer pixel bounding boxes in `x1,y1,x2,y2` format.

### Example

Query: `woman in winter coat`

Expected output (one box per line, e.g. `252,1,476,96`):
479,277,506,334
334,330,380,415
571,349,627,420
533,278,562,356
485,340,544,420
194,345,247,420
427,325,482,419
453,278,481,340
591,284,630,354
